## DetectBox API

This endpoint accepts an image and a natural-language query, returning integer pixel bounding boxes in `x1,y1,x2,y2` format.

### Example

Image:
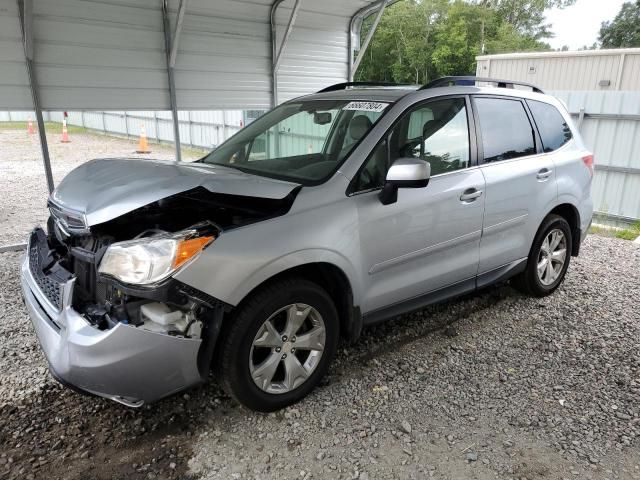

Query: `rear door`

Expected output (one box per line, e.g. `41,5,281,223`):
526,99,593,235
473,95,557,275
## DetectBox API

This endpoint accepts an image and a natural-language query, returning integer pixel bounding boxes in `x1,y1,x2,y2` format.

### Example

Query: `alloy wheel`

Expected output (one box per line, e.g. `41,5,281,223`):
537,229,567,286
249,303,326,394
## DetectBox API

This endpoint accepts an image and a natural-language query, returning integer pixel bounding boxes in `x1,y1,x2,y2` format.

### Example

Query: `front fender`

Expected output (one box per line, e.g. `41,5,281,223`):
177,246,362,308
232,249,362,307
174,194,363,308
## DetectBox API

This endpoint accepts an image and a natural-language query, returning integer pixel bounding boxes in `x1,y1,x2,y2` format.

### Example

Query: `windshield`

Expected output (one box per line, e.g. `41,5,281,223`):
200,99,389,184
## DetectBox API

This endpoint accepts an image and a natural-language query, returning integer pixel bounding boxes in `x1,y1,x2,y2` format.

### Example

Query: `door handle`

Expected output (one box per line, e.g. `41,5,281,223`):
536,168,553,180
460,188,483,203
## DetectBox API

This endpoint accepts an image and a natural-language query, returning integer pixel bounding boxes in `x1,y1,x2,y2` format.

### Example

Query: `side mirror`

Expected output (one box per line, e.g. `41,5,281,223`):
379,157,430,205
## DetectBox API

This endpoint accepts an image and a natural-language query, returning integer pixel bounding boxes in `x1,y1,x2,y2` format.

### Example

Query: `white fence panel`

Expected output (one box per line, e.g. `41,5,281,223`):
1,109,251,149
551,91,640,224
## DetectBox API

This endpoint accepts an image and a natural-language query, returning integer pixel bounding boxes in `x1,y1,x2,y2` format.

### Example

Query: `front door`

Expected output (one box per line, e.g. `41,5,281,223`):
351,96,485,314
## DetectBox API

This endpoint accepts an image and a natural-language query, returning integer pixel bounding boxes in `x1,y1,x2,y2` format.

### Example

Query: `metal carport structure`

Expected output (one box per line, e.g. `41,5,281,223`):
0,0,394,251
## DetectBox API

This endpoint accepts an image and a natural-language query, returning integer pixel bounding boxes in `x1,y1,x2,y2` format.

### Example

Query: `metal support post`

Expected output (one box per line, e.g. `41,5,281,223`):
162,0,182,162
350,0,386,81
270,0,302,108
18,0,54,193
577,108,585,131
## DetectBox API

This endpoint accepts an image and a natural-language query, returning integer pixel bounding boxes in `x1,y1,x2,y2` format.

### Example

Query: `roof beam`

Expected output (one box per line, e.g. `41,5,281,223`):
169,0,188,68
350,0,387,81
17,0,54,194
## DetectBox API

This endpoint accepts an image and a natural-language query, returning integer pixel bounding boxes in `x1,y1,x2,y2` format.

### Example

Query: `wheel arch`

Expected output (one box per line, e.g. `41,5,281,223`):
226,261,362,343
547,203,581,256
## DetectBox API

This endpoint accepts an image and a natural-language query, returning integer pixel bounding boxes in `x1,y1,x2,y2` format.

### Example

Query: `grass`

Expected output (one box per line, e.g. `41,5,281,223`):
0,121,87,135
181,145,209,159
589,225,612,236
589,221,640,241
615,221,640,240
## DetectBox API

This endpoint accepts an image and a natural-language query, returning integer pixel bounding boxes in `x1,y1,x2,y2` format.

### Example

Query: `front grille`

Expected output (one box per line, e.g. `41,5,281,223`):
29,243,64,310
48,201,87,233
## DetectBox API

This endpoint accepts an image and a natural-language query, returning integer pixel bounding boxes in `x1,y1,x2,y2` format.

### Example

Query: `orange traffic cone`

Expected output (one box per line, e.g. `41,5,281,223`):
136,124,151,154
61,118,71,143
27,116,35,135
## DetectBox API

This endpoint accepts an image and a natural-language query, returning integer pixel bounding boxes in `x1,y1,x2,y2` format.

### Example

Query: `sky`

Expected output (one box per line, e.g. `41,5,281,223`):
545,0,627,50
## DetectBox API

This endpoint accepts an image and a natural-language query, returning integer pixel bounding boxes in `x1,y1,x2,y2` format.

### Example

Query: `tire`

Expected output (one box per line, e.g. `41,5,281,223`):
514,214,572,297
215,277,339,412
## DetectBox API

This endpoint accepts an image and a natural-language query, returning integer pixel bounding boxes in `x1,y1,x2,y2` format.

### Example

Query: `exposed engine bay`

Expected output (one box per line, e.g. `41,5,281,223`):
42,187,298,339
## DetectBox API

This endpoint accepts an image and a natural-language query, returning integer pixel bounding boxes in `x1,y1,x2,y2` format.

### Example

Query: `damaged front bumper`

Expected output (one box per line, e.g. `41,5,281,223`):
20,242,205,407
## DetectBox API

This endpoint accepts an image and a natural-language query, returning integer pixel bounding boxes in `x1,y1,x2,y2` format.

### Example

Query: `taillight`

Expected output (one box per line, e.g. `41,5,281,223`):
582,154,594,176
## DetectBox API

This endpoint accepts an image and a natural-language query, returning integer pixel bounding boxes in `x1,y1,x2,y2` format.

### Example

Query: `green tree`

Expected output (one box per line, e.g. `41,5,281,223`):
599,1,640,48
484,22,551,53
356,0,449,83
355,0,554,83
431,1,486,75
474,0,576,38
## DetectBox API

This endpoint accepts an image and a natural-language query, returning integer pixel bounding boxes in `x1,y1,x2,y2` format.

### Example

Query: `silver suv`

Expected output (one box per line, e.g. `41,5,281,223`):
21,77,593,410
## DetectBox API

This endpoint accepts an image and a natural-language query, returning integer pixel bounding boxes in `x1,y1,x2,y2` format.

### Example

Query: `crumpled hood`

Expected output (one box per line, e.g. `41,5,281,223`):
50,158,300,226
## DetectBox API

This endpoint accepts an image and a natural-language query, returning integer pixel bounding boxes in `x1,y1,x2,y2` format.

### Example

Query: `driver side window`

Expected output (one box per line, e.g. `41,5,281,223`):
353,97,470,192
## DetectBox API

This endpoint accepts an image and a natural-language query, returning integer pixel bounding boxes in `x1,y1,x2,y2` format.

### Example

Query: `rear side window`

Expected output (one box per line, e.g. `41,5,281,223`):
475,97,536,163
527,100,572,152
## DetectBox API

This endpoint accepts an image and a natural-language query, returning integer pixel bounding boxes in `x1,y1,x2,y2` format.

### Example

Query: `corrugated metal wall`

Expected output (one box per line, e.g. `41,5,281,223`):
172,0,272,109
551,91,640,223
476,49,640,91
0,0,31,109
475,50,640,224
0,110,246,149
0,0,378,111
274,0,363,103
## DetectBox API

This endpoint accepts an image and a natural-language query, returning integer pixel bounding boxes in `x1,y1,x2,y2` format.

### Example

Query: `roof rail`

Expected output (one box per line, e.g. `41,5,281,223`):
317,81,413,93
420,76,545,94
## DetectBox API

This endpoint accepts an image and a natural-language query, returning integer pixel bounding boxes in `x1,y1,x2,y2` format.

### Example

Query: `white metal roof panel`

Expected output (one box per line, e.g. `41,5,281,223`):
0,0,384,110
0,2,31,109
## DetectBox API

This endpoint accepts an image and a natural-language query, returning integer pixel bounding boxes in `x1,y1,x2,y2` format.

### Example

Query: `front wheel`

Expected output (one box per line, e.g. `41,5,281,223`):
514,214,572,297
215,278,339,411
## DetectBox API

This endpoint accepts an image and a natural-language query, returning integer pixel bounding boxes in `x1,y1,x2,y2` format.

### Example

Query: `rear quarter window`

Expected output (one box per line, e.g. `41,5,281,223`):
526,100,573,152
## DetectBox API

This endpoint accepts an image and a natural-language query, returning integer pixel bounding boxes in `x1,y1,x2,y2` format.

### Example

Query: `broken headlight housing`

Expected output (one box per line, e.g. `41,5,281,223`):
98,230,214,286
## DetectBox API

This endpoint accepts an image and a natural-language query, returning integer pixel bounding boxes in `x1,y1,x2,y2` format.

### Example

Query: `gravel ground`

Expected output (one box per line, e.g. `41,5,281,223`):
0,128,200,245
0,235,639,479
1,128,639,479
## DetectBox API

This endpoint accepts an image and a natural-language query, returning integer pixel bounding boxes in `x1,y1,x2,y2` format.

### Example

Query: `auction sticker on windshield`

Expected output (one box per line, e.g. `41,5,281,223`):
343,101,389,113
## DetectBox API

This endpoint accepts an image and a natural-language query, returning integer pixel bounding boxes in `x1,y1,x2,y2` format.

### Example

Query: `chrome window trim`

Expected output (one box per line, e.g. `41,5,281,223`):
347,164,481,198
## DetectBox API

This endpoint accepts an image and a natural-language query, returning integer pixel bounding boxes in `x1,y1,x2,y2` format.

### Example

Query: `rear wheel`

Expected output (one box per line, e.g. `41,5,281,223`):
216,278,338,411
514,214,572,297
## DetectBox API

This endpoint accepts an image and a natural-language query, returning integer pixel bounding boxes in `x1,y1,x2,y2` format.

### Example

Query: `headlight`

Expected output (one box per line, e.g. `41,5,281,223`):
98,233,214,285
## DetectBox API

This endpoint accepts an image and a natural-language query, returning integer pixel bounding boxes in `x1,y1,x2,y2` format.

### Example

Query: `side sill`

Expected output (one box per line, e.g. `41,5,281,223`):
362,278,476,327
476,258,527,290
